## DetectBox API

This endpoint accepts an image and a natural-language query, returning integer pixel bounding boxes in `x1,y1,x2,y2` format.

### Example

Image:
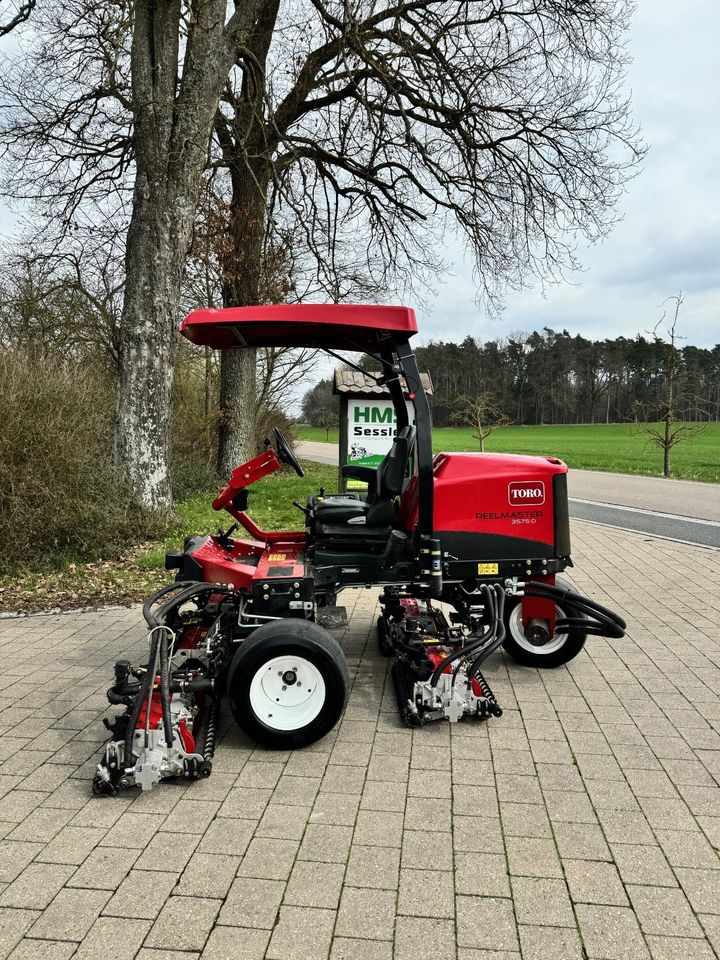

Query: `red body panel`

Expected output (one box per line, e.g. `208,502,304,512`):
400,452,567,548
181,304,417,351
189,537,306,592
226,508,306,545
253,544,305,583
136,688,164,732
212,449,306,544
190,537,264,590
427,649,483,696
136,693,195,752
213,448,281,510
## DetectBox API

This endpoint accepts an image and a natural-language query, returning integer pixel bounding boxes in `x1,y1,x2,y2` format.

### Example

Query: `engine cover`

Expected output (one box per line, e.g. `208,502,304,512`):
399,452,571,581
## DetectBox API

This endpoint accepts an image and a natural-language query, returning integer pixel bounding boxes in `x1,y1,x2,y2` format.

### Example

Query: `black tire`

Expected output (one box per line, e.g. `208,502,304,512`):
502,577,588,668
226,619,349,749
377,615,393,656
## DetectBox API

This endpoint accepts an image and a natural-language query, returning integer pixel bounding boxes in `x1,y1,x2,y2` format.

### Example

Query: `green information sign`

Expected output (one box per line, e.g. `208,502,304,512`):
347,399,399,468
334,368,430,492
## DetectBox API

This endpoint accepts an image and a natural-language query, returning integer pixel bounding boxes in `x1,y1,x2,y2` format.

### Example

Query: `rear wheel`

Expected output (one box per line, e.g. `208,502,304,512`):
226,620,349,748
502,578,588,668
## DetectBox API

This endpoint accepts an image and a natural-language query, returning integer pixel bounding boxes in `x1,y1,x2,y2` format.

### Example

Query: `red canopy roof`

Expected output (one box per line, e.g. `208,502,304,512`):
179,304,417,351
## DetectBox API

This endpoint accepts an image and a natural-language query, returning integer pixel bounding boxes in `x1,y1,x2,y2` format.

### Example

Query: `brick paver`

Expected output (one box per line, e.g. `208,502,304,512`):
0,521,719,959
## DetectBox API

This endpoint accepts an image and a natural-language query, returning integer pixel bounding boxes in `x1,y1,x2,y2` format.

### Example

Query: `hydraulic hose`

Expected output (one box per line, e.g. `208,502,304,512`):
143,581,198,628
154,581,232,629
134,582,229,762
432,584,499,688
522,581,626,639
106,687,135,707
468,619,506,679
151,582,231,750
158,626,174,747
450,585,497,687
123,630,159,772
467,588,506,680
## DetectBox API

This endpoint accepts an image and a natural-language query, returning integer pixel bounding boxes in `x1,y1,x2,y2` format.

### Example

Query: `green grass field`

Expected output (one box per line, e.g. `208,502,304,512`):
298,423,720,483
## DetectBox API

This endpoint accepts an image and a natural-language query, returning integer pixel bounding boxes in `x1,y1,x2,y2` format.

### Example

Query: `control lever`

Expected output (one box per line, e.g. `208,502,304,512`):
293,500,311,517
217,523,239,550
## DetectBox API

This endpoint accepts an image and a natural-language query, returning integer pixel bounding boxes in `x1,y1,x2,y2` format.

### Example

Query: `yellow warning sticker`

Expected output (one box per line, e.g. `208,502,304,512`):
267,553,287,561
478,563,499,575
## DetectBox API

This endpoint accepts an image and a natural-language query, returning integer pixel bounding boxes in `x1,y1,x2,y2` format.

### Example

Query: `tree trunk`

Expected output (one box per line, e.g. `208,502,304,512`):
663,414,671,477
114,0,254,509
217,169,269,474
218,346,258,473
115,190,189,510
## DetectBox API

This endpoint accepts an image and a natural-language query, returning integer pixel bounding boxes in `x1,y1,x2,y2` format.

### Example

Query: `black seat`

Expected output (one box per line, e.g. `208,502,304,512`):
313,426,416,533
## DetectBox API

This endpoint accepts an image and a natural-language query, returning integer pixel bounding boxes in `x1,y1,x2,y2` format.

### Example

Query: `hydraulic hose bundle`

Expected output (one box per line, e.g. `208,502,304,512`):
521,581,626,640
429,583,507,688
142,580,232,758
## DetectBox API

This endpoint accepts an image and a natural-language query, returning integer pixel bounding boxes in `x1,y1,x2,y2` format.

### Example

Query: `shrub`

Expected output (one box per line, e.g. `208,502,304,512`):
171,456,222,501
0,350,166,572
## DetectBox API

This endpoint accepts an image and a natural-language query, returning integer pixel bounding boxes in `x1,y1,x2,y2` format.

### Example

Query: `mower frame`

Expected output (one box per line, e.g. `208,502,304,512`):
94,304,625,793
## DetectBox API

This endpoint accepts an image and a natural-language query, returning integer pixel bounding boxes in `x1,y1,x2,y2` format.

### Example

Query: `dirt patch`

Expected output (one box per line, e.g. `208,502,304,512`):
0,549,172,616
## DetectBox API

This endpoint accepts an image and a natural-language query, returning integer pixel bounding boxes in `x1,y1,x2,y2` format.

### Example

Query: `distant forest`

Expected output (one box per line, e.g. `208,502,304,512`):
411,329,720,427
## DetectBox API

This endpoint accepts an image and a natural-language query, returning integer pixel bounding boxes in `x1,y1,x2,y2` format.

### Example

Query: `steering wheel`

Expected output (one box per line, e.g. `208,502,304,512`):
274,427,304,477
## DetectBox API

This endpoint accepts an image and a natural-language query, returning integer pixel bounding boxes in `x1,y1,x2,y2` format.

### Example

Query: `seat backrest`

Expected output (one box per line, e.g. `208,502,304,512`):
375,425,417,500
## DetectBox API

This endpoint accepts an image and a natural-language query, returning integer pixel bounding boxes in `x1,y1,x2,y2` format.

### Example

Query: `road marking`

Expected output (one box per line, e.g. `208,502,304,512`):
571,517,720,551
569,498,720,527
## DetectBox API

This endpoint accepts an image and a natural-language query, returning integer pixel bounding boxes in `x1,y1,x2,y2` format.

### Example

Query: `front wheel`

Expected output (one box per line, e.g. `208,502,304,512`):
226,619,349,748
502,579,588,668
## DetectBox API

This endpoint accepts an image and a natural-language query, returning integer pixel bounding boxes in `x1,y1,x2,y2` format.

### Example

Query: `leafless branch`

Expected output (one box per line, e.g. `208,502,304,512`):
0,0,36,36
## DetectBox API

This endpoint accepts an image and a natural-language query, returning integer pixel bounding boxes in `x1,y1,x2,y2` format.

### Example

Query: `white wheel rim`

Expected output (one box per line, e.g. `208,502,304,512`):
249,655,326,731
508,604,569,656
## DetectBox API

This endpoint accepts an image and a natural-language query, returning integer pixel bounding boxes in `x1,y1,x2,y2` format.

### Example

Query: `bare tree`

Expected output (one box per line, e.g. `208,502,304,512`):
2,0,643,508
0,0,36,37
637,294,706,478
452,392,511,452
204,0,643,467
184,180,321,470
0,241,122,371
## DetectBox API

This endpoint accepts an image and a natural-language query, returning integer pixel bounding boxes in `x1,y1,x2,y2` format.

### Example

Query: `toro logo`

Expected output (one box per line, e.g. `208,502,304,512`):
508,481,545,506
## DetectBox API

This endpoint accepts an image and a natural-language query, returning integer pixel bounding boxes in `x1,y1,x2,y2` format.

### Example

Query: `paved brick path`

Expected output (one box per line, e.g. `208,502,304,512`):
1,521,719,959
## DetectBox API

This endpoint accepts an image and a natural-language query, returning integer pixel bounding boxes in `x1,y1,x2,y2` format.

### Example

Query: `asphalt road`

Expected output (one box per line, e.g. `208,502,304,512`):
297,441,720,548
298,440,341,465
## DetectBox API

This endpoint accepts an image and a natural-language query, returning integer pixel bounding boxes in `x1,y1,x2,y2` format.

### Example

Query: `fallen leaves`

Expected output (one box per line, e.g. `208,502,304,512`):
0,548,173,616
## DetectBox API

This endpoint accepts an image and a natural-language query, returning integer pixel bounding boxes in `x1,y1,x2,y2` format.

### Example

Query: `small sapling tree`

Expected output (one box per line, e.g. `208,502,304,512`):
637,294,706,477
452,393,511,452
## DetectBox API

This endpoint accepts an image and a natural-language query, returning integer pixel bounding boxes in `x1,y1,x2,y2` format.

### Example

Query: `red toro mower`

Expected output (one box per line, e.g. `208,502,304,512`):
94,305,625,795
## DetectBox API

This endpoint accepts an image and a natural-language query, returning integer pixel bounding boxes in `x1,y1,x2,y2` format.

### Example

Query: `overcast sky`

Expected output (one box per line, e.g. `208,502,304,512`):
421,0,720,349
1,0,717,351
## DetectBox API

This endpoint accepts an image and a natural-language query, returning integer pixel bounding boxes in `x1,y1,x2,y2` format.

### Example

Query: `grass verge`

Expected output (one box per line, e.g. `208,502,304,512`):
0,461,338,616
